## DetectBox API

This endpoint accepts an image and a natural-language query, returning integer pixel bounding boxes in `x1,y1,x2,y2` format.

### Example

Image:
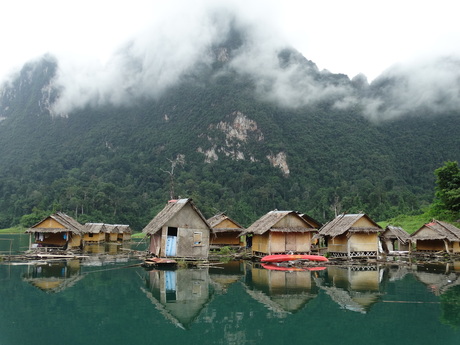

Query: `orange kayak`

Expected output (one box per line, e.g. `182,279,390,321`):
261,254,328,263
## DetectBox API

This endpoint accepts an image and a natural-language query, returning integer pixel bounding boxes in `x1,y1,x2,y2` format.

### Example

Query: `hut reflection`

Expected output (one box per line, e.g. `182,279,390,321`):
413,263,460,296
142,268,213,329
316,266,383,313
243,263,318,316
23,260,83,293
82,242,125,255
209,261,245,294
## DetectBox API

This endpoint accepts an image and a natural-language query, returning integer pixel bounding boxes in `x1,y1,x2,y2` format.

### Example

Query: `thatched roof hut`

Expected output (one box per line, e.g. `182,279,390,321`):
380,225,411,252
244,210,319,255
410,220,460,253
207,213,245,248
82,223,106,243
318,213,382,258
142,199,212,259
26,212,83,249
104,224,132,242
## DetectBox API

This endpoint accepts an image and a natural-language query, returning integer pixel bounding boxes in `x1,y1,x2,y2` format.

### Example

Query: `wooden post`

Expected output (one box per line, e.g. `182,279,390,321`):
443,239,450,254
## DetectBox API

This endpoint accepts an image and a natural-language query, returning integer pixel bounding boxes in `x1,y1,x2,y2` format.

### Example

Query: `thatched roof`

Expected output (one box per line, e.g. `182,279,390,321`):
142,198,210,235
299,213,322,228
83,223,132,234
26,212,84,235
381,225,410,244
244,211,317,235
318,213,381,238
207,213,245,233
411,219,460,241
115,224,132,234
84,223,105,234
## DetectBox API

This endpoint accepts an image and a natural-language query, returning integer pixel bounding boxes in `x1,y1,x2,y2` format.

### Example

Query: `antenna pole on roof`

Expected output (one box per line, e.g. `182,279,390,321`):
160,154,185,200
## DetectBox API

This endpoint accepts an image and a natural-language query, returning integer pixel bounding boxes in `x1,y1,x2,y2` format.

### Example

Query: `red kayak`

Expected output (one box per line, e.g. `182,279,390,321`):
261,264,327,272
261,263,306,271
261,254,328,263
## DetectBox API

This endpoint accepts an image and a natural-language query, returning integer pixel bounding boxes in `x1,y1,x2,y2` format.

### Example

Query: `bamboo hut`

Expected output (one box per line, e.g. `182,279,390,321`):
82,223,106,243
207,213,245,248
318,213,382,258
380,225,410,253
244,210,319,256
142,199,212,259
410,220,460,254
115,224,132,241
104,224,132,242
25,212,83,250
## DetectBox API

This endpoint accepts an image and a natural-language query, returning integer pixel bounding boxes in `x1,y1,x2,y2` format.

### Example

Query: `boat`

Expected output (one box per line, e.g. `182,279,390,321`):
261,254,328,263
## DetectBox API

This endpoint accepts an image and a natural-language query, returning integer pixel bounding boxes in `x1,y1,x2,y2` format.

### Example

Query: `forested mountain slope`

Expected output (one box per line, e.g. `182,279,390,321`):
0,26,459,230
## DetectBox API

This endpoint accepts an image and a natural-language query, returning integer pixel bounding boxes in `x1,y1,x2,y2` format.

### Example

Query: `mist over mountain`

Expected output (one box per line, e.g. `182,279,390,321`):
0,13,459,230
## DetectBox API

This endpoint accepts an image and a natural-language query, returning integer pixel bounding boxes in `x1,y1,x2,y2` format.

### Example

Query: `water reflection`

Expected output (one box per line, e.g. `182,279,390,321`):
209,261,245,293
413,263,460,296
315,265,383,313
244,262,319,316
22,260,84,293
2,255,460,344
141,268,213,329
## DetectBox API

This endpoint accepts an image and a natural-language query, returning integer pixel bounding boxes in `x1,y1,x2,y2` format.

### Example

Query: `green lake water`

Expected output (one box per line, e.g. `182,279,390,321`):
1,235,460,344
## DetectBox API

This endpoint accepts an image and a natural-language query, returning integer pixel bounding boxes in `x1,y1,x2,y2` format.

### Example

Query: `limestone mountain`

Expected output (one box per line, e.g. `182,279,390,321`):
0,27,459,230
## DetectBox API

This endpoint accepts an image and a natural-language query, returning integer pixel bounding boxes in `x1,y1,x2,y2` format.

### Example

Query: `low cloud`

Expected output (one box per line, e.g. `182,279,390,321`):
46,1,460,122
361,57,460,120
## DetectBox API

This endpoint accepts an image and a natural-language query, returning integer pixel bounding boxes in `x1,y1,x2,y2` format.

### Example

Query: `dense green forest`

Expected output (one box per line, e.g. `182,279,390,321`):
0,36,459,231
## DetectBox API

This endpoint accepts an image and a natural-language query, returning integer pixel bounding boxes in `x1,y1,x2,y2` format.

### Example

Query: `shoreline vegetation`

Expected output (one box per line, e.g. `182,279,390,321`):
0,212,437,236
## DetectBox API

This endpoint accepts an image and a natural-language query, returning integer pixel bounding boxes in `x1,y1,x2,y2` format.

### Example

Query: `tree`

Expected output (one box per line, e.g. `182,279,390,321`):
433,161,460,216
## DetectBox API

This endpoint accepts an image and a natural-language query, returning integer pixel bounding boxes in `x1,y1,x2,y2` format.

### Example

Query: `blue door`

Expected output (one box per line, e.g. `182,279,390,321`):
166,236,177,257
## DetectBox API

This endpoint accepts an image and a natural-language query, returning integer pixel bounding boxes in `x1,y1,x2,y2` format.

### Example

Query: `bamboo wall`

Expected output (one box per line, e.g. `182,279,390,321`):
83,232,105,243
416,240,447,251
210,232,242,246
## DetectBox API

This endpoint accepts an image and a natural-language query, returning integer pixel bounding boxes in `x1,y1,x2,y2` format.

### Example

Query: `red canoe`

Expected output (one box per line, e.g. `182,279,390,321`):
261,254,328,263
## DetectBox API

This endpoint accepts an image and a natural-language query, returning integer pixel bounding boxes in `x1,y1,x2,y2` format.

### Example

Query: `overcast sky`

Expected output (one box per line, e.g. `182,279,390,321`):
1,0,459,84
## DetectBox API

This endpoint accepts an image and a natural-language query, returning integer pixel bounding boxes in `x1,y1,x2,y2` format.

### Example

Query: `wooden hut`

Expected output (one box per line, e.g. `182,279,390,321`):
207,213,245,249
142,199,212,259
82,223,106,244
244,210,319,256
318,213,382,258
104,224,132,242
410,220,460,254
26,212,83,250
115,224,132,241
380,225,410,253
